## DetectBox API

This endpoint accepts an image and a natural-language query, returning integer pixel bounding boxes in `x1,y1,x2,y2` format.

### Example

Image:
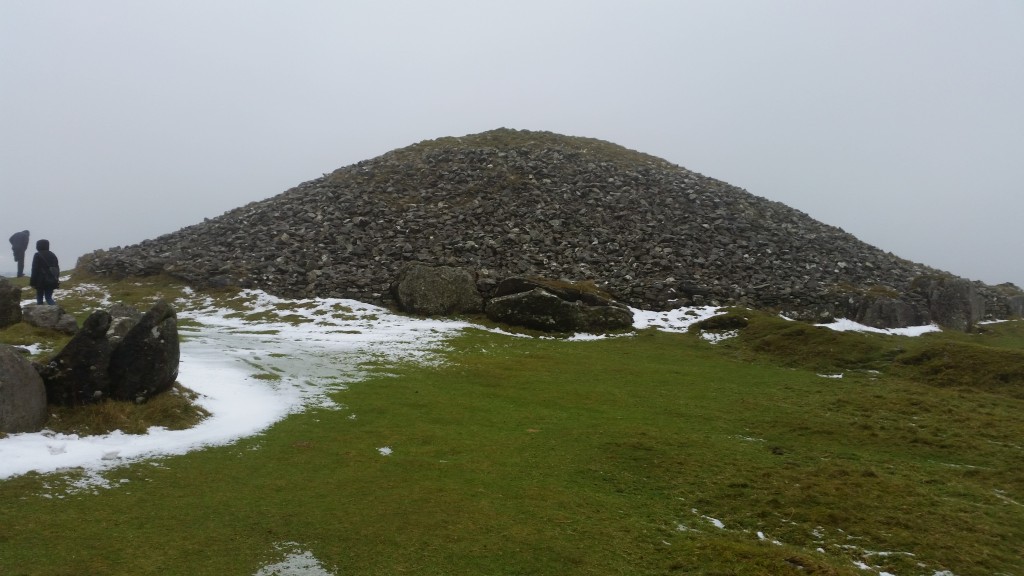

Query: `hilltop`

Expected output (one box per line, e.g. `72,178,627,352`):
79,128,1022,327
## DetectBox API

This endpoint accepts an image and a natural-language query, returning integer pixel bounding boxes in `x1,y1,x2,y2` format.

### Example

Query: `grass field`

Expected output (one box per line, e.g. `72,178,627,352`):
1,274,1022,575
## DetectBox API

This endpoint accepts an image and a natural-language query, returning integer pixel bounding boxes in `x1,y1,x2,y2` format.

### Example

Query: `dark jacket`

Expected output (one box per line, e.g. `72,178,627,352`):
9,230,29,257
30,247,60,290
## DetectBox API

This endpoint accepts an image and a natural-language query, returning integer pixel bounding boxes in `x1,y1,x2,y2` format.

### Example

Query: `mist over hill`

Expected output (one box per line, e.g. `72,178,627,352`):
80,128,1021,327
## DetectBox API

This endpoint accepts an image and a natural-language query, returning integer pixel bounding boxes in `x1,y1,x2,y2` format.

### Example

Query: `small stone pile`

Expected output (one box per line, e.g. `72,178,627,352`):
79,128,1022,328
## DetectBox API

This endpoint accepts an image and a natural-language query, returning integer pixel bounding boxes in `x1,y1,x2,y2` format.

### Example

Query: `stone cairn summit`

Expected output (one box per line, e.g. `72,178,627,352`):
80,128,1022,329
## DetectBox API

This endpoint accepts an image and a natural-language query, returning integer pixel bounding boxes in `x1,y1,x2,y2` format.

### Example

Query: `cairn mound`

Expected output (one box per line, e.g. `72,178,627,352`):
80,128,1020,326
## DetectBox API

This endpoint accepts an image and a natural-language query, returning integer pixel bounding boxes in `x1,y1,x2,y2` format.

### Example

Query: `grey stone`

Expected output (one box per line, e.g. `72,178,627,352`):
21,304,78,334
36,310,113,406
1007,295,1024,318
846,294,930,329
912,276,985,331
108,301,180,403
0,344,48,433
107,302,143,345
391,263,483,316
0,277,21,328
485,286,633,333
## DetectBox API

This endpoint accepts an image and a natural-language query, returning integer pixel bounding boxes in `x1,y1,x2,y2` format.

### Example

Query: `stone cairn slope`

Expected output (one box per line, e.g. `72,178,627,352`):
80,128,1021,325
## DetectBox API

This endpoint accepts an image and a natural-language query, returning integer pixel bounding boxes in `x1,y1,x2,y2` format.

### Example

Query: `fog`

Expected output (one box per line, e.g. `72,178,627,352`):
2,1,1021,287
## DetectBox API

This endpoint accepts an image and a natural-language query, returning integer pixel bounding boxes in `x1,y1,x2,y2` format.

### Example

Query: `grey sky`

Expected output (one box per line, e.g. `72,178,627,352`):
2,1,1022,288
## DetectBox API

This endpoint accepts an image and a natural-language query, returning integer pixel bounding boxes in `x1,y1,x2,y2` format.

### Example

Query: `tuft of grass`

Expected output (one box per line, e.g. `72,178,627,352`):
718,310,905,373
892,339,1024,398
45,384,210,436
0,322,71,361
56,271,195,313
695,310,750,331
524,276,615,300
827,282,902,299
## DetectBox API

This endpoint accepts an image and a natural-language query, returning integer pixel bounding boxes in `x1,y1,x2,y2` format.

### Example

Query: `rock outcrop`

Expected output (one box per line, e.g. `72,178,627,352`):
78,128,1023,328
485,277,634,333
0,277,21,329
37,310,113,406
0,344,48,433
108,301,179,403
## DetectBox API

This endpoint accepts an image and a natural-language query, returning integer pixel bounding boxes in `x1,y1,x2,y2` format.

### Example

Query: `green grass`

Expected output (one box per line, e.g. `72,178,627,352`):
1,273,1023,575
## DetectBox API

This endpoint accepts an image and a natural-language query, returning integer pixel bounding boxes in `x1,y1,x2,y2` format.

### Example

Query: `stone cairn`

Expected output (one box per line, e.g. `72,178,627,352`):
76,128,1021,330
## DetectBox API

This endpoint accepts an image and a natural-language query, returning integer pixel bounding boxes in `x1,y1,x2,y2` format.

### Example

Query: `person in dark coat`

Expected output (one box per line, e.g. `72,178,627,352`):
9,230,29,277
29,238,60,305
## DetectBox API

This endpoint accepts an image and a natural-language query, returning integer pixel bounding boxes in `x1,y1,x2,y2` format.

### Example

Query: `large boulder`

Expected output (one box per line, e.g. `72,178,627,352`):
36,310,113,406
1008,295,1024,318
21,304,79,334
493,277,621,306
0,344,48,433
108,301,180,402
0,277,21,328
485,285,634,333
913,276,985,331
845,294,929,329
391,263,483,316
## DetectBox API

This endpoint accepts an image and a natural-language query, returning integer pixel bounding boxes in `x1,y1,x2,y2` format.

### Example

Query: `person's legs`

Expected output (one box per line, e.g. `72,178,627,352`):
15,255,24,277
45,288,55,305
36,288,45,304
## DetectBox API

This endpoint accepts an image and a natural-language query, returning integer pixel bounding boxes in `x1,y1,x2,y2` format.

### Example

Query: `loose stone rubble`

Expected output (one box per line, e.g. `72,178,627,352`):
78,128,1022,329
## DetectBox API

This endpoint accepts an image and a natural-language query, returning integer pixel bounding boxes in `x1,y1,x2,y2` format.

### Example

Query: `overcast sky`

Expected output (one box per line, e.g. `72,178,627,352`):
2,1,1021,288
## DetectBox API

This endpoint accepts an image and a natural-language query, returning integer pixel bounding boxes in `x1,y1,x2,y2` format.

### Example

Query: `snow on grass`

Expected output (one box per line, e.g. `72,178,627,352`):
815,318,941,336
700,329,738,344
631,305,723,332
0,291,474,482
0,292,943,484
255,542,335,576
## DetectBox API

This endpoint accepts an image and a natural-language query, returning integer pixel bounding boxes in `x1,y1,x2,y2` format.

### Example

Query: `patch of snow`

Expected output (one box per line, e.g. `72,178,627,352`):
993,489,1022,507
564,332,611,341
18,343,49,355
700,329,738,344
702,515,725,529
377,446,392,456
817,373,844,379
254,543,335,576
631,306,724,333
816,318,940,337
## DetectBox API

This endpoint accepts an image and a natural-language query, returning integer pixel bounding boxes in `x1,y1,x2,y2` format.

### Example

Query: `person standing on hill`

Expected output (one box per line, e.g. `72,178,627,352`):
9,230,29,277
29,238,60,305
